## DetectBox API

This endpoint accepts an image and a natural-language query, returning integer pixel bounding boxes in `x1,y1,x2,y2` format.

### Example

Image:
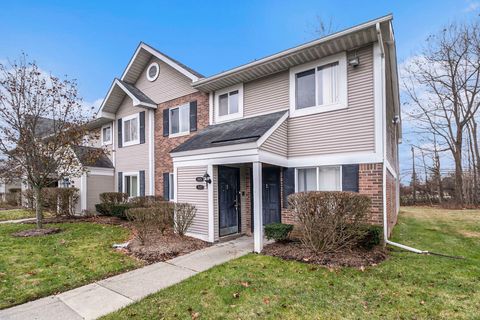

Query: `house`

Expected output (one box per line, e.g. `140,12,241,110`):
0,178,22,203
88,14,400,252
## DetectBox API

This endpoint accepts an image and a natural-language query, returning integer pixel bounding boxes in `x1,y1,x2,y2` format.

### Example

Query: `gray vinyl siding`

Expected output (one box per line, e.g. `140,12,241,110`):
260,120,288,157
87,174,114,212
243,71,290,117
213,166,219,241
134,57,197,104
288,45,375,157
115,97,150,193
385,44,398,169
177,166,209,237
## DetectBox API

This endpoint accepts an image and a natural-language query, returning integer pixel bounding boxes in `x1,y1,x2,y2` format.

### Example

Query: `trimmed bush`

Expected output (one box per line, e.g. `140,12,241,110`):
174,203,196,236
358,225,383,250
288,191,371,254
126,203,174,245
264,223,294,242
99,192,128,205
42,188,79,216
129,195,165,208
95,203,131,219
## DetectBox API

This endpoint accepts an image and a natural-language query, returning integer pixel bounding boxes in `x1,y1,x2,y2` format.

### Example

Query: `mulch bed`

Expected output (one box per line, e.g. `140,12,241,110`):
12,227,62,237
262,241,388,268
22,215,130,227
126,230,210,264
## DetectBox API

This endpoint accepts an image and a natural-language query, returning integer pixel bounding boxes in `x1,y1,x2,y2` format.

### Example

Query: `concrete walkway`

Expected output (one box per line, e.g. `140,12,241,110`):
0,236,253,320
0,218,35,224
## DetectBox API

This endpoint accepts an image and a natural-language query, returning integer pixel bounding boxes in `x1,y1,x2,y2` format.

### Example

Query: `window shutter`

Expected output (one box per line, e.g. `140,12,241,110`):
163,109,169,137
118,172,123,192
163,172,170,200
139,111,146,144
117,119,123,148
282,168,295,208
139,170,145,196
342,164,359,192
189,100,197,132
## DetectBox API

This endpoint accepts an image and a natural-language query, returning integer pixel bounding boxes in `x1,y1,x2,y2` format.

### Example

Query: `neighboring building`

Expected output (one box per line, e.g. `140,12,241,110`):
86,14,400,252
0,178,22,203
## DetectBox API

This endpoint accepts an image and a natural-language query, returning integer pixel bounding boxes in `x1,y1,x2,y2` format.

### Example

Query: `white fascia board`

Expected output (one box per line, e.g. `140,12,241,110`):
193,14,392,88
114,80,157,109
256,112,289,147
86,167,115,176
121,43,200,83
99,111,115,120
288,152,382,167
170,142,258,158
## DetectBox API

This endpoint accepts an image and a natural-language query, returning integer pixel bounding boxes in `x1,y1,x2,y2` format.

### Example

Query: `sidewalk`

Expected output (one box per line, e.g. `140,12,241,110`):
0,218,35,224
0,236,253,320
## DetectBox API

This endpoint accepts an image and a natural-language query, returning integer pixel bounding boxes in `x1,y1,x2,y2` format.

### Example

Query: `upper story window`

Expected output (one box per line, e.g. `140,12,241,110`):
215,84,243,122
170,103,190,136
101,124,112,145
296,166,341,192
123,114,139,146
146,62,160,82
290,52,347,117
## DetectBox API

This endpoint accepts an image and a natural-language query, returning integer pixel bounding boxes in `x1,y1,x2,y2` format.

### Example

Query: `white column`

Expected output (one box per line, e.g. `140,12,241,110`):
207,164,215,243
252,162,263,253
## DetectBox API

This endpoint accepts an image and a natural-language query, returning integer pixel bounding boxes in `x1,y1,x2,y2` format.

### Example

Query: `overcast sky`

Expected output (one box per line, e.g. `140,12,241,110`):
1,0,479,182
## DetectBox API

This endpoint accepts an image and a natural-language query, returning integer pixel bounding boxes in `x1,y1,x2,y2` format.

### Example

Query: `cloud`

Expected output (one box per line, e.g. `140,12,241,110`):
465,0,480,12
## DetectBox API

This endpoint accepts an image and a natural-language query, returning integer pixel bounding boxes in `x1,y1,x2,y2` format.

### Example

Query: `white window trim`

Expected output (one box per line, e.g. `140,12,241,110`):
122,113,140,147
123,171,140,198
169,173,175,200
289,51,348,118
146,62,160,82
101,124,112,146
169,103,190,138
295,165,343,192
214,83,244,123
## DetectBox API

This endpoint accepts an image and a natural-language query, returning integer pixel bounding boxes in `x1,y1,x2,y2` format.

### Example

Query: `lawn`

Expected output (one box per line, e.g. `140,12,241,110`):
0,222,142,309
103,206,480,319
0,209,37,221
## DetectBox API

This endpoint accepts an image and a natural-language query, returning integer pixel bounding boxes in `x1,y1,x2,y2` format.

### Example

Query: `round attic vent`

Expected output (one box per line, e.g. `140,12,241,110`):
146,62,160,82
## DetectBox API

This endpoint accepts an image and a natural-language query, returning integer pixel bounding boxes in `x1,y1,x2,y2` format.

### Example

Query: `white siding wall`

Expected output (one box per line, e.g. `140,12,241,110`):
260,121,288,157
87,174,114,212
244,71,290,117
177,166,209,238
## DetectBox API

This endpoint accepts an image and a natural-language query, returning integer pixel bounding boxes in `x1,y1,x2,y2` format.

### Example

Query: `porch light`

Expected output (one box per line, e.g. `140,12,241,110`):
348,56,360,67
203,172,212,184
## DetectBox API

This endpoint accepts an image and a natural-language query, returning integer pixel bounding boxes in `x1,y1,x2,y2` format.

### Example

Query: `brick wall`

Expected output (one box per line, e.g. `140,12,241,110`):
154,91,209,197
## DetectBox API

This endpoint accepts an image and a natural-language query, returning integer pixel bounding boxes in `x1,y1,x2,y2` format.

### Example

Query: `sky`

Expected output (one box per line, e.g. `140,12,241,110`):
1,0,479,181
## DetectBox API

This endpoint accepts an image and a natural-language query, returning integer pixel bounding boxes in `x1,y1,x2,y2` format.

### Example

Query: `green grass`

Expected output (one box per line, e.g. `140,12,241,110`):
0,222,142,309
102,206,480,320
0,209,37,221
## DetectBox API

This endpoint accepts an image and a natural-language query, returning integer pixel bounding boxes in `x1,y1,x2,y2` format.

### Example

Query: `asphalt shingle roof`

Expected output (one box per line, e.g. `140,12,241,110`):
72,146,113,169
117,79,155,105
171,111,287,153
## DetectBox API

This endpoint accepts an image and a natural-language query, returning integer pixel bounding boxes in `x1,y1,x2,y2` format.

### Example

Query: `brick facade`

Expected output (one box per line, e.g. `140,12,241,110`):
358,163,384,225
154,91,209,197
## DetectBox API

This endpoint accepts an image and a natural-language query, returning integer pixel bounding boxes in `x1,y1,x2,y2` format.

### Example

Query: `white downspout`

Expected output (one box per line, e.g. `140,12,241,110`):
376,22,428,255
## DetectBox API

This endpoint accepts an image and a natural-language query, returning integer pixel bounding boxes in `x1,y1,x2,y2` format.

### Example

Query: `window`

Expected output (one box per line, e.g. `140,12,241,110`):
296,166,342,192
290,52,347,117
169,173,175,200
215,84,243,122
123,114,139,146
101,125,112,145
170,103,190,136
124,173,139,197
146,62,160,82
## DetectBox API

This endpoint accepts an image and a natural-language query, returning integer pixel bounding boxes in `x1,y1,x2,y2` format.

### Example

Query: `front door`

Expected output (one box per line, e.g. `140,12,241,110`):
218,166,241,237
262,167,281,225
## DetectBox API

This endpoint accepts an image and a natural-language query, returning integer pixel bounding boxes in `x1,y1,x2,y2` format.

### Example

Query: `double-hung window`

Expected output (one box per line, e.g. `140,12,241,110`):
215,84,243,122
124,173,139,198
170,103,190,136
123,114,139,146
290,52,347,117
296,166,341,192
101,124,112,145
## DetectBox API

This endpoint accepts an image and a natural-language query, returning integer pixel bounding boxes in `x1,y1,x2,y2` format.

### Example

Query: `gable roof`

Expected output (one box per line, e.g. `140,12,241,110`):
171,111,287,154
121,42,203,83
72,146,114,169
193,14,393,92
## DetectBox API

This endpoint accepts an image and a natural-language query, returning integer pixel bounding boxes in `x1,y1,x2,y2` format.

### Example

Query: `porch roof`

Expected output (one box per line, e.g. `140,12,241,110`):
170,111,287,154
72,146,113,169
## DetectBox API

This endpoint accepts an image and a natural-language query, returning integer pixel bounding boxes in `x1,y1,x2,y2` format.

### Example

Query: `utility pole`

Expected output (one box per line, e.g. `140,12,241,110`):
411,146,417,205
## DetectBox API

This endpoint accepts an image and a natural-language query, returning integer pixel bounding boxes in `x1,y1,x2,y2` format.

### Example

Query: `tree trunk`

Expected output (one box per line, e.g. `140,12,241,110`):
453,147,464,206
34,186,43,229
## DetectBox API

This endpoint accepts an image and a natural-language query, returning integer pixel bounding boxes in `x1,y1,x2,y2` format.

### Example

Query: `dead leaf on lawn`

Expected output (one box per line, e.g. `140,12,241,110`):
191,311,200,319
359,266,365,272
263,297,270,305
233,292,240,298
59,239,66,245
240,281,250,288
420,300,425,305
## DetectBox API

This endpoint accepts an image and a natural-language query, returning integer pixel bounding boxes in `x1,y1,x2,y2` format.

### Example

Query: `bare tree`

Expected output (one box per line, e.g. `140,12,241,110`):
0,54,99,229
403,21,480,206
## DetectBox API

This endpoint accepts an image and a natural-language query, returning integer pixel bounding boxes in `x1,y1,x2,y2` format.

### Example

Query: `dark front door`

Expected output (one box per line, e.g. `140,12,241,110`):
262,167,281,225
219,166,241,237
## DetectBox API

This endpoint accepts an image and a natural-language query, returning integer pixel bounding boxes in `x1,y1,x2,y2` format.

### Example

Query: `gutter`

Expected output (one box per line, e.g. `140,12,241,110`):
376,22,429,255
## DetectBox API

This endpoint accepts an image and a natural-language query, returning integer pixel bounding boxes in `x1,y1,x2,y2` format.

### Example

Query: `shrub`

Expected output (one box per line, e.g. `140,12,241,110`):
126,203,174,245
358,225,383,250
5,189,21,207
174,203,196,236
99,192,128,205
22,189,35,209
129,195,165,208
108,204,132,219
264,223,294,242
288,191,371,254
